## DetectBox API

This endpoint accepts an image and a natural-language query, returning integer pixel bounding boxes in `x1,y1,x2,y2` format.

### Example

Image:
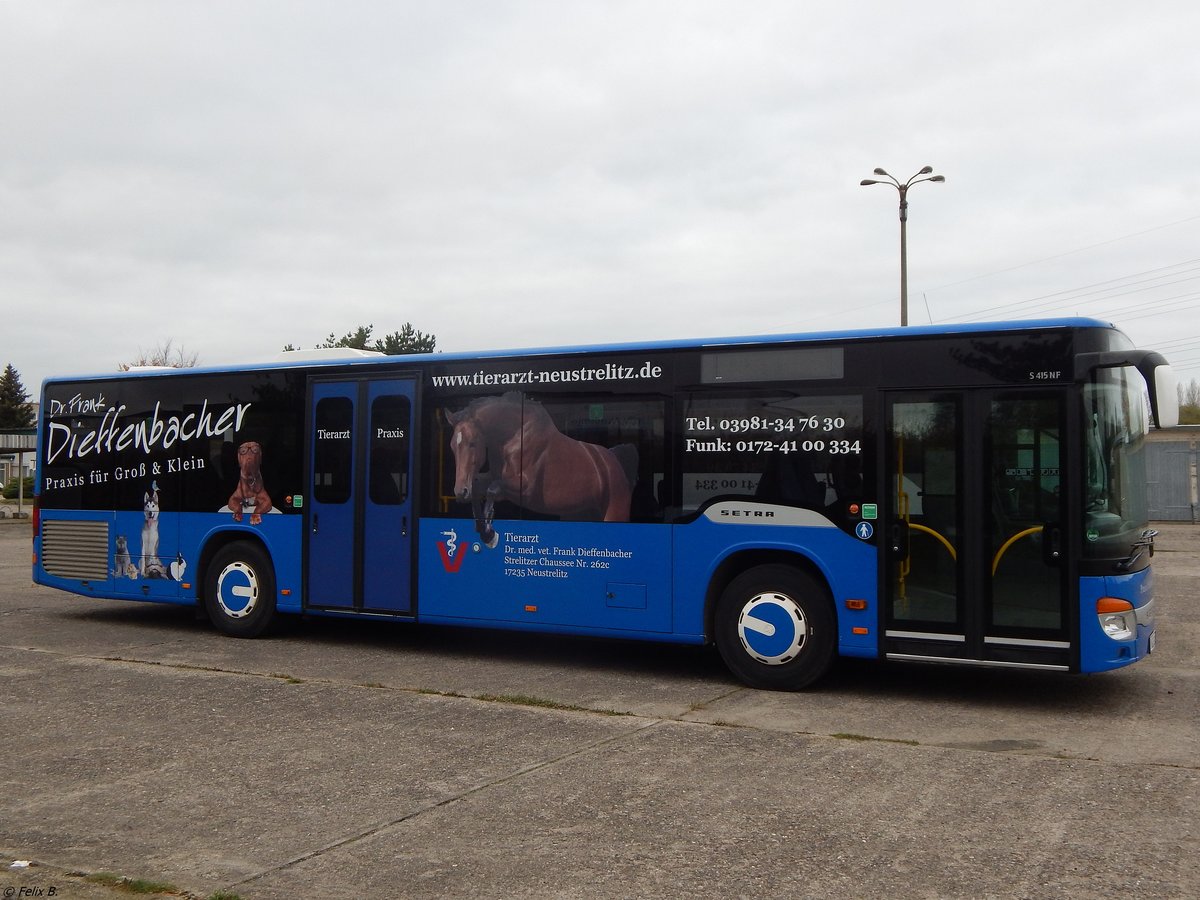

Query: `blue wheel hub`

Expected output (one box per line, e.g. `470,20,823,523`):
737,592,808,665
215,561,259,619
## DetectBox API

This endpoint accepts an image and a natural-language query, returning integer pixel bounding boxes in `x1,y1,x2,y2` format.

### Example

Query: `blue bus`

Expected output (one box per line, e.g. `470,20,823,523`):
33,318,1177,689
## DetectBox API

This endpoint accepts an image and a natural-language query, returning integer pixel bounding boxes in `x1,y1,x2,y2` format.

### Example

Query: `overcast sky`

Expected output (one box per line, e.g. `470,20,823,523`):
4,1,1200,394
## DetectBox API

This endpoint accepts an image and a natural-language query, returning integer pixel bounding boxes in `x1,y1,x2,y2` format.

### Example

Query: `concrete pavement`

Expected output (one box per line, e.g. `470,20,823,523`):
2,519,1198,898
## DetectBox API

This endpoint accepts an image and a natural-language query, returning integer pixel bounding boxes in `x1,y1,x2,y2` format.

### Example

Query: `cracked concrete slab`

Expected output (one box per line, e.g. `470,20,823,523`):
3,521,1198,898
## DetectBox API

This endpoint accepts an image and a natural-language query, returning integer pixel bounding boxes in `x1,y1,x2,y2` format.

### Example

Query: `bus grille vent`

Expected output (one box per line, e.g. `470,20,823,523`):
42,519,110,581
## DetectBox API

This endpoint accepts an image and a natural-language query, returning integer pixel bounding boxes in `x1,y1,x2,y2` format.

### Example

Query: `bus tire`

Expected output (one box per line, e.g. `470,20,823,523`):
204,542,277,638
715,564,835,690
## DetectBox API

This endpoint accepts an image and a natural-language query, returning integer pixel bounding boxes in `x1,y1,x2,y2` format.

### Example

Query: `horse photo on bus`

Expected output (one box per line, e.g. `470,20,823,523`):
444,392,638,547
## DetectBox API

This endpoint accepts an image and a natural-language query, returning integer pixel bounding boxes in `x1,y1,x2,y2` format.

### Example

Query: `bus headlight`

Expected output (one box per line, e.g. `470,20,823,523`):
1097,597,1135,642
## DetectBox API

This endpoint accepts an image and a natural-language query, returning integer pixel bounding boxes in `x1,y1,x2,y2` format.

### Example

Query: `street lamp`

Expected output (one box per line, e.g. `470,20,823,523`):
861,166,945,327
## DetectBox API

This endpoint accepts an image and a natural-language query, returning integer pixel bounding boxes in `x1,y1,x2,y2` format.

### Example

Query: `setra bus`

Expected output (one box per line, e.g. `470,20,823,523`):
32,318,1177,690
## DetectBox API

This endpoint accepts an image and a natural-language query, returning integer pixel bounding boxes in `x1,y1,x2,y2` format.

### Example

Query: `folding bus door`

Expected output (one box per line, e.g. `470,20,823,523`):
307,377,416,613
883,390,1071,669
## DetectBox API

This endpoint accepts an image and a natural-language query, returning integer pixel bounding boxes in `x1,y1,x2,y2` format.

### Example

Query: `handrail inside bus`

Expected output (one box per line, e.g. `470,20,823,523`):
894,437,958,605
910,523,957,561
991,525,1044,576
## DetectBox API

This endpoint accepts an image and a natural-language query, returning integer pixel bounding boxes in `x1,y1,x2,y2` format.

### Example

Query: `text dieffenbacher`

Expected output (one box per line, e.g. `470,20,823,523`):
45,393,251,464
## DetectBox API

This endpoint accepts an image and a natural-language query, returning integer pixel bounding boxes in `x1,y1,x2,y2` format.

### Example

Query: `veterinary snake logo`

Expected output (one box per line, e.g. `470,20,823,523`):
438,528,466,573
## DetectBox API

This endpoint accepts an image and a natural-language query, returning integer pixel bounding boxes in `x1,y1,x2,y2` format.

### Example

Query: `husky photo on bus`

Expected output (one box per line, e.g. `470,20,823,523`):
32,318,1177,690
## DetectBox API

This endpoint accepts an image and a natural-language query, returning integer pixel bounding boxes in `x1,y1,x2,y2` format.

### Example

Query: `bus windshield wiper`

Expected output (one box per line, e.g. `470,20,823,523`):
1116,529,1158,572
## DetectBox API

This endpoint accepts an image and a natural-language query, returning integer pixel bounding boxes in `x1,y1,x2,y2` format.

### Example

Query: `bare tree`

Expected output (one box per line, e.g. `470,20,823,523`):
118,339,200,371
1178,378,1200,425
1179,378,1200,409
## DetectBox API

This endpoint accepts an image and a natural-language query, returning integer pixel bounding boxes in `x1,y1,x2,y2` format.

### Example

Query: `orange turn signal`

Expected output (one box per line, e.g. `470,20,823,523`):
1096,597,1134,614
845,599,868,611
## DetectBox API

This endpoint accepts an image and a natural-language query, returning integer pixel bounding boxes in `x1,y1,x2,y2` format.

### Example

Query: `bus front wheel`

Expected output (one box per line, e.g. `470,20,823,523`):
715,564,835,690
204,542,277,638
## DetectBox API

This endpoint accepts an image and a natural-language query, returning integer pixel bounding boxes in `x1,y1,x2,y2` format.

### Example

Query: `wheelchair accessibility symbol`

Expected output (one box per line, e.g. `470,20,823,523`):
855,521,874,540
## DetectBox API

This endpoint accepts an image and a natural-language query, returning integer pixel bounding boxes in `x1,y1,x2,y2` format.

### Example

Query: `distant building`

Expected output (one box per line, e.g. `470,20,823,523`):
0,402,38,489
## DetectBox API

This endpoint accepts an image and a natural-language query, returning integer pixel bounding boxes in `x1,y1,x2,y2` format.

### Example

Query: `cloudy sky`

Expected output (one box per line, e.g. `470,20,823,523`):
4,1,1200,393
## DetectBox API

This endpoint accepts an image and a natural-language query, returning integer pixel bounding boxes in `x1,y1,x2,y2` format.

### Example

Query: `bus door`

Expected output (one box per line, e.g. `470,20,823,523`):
307,377,416,614
883,390,1071,669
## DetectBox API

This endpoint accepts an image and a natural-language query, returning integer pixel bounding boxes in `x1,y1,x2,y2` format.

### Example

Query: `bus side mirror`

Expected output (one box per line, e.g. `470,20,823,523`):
1146,362,1179,429
1078,350,1179,430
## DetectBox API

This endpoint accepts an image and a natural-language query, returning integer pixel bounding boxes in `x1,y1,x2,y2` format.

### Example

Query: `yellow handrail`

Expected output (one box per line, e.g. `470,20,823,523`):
894,436,958,603
991,525,1043,576
910,522,957,561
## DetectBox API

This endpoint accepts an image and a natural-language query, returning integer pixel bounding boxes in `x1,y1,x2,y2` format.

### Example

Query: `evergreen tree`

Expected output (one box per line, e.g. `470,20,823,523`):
284,323,436,354
319,325,375,350
373,323,437,354
0,364,34,429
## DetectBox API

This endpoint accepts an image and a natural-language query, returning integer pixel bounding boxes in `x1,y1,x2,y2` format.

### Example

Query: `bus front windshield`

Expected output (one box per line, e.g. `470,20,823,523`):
1083,365,1151,563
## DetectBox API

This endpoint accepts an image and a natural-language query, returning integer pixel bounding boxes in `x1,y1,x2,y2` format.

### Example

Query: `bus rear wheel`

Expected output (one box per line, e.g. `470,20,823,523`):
715,564,835,690
204,542,277,638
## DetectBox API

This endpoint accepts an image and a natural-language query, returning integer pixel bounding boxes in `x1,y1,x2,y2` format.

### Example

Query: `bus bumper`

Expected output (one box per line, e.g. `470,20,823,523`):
1078,569,1155,673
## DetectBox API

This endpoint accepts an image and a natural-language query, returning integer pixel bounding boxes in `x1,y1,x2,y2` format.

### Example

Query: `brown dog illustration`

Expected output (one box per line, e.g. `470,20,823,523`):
228,441,273,525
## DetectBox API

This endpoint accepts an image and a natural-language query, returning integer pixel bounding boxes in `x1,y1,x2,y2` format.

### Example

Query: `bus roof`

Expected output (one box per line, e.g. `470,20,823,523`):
41,316,1120,385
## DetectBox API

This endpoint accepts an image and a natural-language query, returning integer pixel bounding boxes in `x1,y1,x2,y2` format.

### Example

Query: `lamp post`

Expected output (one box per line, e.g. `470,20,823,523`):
860,166,945,327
